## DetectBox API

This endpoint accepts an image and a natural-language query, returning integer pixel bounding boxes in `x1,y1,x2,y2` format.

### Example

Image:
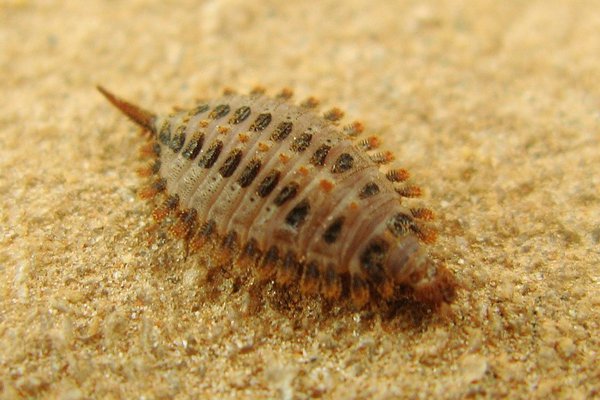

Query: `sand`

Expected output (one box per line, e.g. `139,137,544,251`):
1,0,598,399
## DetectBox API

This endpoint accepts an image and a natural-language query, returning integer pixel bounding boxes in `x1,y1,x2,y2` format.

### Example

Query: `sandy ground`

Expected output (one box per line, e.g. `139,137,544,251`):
1,0,599,399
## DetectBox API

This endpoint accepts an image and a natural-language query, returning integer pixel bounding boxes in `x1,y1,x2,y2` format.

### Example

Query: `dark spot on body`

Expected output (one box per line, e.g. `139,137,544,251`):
151,159,161,174
200,220,216,237
310,144,331,166
169,125,186,152
250,113,272,131
359,182,380,199
274,182,299,206
332,153,354,173
152,178,167,192
182,132,204,160
189,104,209,116
285,199,310,228
257,170,280,197
165,194,179,210
290,132,313,152
271,121,293,141
301,261,320,293
243,238,260,259
323,216,344,244
158,121,171,144
263,246,279,265
238,159,261,188
229,106,251,124
198,140,223,168
360,239,389,276
387,213,414,237
219,149,243,178
222,231,238,249
360,239,389,269
209,104,231,119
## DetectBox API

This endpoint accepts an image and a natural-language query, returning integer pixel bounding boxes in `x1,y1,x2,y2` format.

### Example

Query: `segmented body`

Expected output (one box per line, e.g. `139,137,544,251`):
98,86,457,308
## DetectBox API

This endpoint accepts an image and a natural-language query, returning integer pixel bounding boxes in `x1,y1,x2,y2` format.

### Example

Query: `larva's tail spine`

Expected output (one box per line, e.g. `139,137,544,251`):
97,85,157,132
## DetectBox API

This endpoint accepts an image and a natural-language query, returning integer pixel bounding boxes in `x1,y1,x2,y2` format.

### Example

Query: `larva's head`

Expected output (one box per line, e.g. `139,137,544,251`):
386,235,457,305
97,86,157,132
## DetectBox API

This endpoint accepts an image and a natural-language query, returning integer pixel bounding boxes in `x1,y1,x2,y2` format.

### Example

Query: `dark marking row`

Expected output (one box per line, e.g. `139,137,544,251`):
158,104,415,246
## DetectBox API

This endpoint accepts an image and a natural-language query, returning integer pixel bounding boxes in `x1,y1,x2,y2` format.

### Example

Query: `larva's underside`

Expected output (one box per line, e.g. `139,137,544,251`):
98,85,457,309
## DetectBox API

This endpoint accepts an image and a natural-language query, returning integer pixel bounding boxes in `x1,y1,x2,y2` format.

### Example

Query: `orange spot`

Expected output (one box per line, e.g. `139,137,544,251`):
258,142,270,152
139,143,157,157
250,85,266,95
319,179,334,192
136,166,153,177
278,153,290,163
198,119,210,128
139,186,159,200
222,87,236,95
381,151,395,162
367,136,381,148
324,107,344,122
301,97,320,108
298,166,309,176
217,126,230,135
349,202,358,210
277,87,294,99
238,133,249,143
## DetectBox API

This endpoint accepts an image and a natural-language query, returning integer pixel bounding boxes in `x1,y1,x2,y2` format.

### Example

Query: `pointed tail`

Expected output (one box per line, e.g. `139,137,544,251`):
97,85,157,132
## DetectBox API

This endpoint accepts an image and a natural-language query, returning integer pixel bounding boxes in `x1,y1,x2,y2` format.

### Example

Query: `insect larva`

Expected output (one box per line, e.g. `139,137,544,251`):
97,85,457,308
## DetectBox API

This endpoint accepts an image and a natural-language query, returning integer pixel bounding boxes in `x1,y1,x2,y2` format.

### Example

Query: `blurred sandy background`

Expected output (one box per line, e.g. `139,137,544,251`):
1,0,599,399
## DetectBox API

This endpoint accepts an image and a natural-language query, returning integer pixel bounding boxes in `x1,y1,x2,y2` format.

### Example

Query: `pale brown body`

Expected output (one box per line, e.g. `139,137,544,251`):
98,86,457,307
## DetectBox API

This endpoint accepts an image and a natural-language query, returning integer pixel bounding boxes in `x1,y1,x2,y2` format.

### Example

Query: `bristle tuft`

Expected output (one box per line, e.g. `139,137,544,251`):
250,86,266,95
300,262,320,295
169,209,198,238
276,88,294,100
370,151,395,165
358,136,381,151
152,195,179,221
323,107,345,123
410,207,435,221
386,168,410,182
189,220,216,252
395,185,422,198
139,142,160,158
136,160,161,177
351,276,369,308
139,178,167,199
343,121,364,138
301,97,320,109
413,224,437,244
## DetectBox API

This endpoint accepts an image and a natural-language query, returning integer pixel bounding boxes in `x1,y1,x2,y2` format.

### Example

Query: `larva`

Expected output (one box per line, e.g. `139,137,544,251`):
97,85,457,308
